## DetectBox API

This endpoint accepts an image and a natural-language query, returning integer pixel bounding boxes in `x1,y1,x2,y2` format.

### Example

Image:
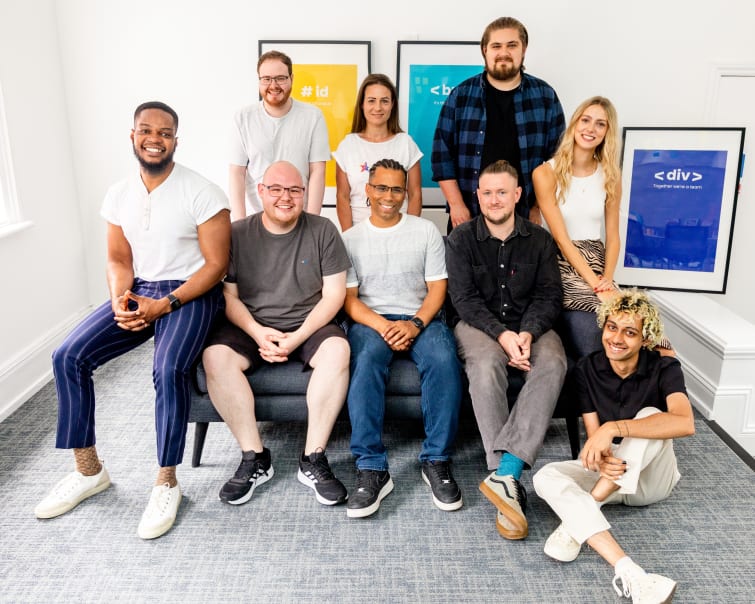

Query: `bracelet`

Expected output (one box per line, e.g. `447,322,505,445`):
623,421,629,437
615,421,622,437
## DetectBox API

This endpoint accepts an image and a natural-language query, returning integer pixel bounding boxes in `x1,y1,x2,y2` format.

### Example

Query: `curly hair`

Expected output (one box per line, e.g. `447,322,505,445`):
596,289,665,349
551,96,620,207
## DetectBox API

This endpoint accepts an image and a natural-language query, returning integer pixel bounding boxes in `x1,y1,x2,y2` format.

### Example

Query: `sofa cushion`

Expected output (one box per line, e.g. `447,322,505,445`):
193,357,422,397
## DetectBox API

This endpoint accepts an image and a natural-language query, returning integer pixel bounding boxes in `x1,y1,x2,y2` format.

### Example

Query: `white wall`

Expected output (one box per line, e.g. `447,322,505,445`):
3,0,755,418
0,0,89,420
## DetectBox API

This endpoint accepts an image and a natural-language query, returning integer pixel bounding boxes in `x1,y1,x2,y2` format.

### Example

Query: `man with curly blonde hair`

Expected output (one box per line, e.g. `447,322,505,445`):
533,289,695,604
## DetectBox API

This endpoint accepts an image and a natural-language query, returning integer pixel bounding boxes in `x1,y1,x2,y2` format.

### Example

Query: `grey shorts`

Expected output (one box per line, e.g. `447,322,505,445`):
205,318,346,371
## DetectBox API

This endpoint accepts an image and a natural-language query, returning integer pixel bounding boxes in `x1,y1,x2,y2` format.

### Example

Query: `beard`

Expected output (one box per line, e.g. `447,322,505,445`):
132,144,175,175
482,209,513,226
486,59,521,82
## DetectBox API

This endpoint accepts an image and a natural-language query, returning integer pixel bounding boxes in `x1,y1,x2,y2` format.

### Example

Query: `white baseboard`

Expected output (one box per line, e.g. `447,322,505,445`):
0,307,92,423
653,290,755,457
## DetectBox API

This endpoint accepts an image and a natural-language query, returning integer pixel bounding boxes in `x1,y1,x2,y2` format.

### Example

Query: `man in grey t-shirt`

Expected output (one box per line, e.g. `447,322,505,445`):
202,161,351,508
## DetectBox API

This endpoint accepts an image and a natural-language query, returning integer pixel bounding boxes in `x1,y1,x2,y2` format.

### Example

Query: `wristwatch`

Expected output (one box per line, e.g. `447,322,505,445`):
167,293,182,312
410,316,425,332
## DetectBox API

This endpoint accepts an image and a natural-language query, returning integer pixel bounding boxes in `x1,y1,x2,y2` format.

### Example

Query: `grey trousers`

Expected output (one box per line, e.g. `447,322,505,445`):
454,321,567,470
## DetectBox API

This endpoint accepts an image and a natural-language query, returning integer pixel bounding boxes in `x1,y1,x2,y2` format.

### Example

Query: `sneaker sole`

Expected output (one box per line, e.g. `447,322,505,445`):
543,541,580,562
297,469,347,506
479,480,528,533
137,490,182,540
346,478,394,518
34,477,112,519
421,470,463,511
220,466,274,506
496,512,528,540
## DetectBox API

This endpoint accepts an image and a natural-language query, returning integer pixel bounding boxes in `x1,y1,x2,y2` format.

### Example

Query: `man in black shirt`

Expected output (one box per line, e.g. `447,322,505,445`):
534,290,695,604
447,159,566,541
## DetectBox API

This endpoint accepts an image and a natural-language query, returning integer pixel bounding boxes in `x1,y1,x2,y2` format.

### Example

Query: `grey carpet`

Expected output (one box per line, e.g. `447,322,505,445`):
1,342,753,603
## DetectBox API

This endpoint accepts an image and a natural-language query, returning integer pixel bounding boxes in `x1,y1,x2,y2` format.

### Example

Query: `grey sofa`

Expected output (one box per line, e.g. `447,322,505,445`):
188,357,580,467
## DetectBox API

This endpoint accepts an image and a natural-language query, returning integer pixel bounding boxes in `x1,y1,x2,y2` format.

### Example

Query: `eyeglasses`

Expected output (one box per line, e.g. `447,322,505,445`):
367,183,406,196
259,75,290,86
262,184,305,198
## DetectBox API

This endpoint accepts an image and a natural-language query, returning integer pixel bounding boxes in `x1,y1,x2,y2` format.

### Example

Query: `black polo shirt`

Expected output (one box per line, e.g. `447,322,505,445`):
575,348,687,425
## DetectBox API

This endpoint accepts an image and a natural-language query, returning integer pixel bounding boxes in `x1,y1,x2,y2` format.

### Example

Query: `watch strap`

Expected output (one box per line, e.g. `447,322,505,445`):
167,293,182,311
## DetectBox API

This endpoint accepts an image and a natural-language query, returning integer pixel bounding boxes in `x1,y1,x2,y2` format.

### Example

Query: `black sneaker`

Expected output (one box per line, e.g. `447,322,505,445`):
421,460,463,511
297,450,348,505
346,469,394,518
219,448,274,505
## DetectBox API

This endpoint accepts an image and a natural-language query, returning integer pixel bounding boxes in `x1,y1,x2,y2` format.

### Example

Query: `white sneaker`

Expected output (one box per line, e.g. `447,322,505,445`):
613,565,677,603
544,523,582,562
137,483,182,540
34,465,111,519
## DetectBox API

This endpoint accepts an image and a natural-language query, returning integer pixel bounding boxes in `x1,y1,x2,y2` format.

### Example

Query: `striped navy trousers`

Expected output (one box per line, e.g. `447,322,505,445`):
52,279,223,467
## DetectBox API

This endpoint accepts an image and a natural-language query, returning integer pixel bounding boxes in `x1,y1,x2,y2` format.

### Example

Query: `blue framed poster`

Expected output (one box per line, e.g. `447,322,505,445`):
616,127,745,293
397,41,480,206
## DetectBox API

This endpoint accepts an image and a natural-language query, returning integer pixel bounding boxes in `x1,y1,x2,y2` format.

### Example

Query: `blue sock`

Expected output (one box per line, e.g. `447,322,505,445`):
496,452,525,480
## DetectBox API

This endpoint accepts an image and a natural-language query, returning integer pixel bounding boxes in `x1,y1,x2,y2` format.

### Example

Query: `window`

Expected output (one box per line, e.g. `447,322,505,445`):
0,82,26,236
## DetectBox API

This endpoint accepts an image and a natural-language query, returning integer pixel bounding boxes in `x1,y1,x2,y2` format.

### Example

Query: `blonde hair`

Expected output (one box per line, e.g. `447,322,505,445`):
551,96,620,206
596,289,665,349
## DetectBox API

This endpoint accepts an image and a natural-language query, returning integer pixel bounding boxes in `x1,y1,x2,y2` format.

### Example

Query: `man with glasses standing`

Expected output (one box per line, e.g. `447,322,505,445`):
341,159,463,518
202,161,351,508
229,50,330,220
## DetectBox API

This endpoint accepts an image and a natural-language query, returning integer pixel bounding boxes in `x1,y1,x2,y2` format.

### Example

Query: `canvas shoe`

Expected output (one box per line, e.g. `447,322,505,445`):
421,460,463,511
613,563,677,603
219,448,274,505
297,450,348,505
544,523,582,561
479,472,528,538
137,482,182,540
496,509,528,540
34,465,111,519
346,469,394,518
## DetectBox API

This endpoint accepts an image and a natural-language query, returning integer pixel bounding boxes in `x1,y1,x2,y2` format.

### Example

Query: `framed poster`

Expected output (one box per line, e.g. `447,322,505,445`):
259,40,371,206
615,127,745,293
396,41,481,207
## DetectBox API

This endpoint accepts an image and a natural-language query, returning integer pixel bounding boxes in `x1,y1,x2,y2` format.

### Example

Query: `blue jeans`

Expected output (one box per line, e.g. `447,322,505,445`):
347,316,462,471
560,310,602,359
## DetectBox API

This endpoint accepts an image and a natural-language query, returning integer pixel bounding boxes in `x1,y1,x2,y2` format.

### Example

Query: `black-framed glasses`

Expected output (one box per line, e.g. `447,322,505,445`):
262,184,305,199
259,75,290,86
367,183,406,196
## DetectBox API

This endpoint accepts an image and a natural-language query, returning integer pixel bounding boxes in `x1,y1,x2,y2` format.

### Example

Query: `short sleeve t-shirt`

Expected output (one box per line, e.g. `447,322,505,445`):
226,212,350,331
100,163,229,281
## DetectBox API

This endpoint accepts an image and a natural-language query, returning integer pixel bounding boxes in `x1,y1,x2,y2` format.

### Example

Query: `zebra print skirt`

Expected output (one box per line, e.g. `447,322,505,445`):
558,239,606,313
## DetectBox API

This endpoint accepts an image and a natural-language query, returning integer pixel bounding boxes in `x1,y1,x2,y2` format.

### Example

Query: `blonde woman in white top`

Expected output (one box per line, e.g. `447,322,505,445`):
333,74,422,230
533,96,621,357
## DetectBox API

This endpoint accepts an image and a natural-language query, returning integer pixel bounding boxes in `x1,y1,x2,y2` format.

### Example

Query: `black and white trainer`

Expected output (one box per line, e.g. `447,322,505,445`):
421,460,463,511
219,448,274,505
297,450,348,505
346,469,394,518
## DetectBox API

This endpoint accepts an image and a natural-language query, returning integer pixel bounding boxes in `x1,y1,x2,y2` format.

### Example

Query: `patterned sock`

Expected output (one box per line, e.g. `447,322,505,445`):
73,447,102,476
156,466,177,488
496,452,525,480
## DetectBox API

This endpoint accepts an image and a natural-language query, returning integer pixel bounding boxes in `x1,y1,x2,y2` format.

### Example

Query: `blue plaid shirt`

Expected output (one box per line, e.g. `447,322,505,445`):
432,72,565,217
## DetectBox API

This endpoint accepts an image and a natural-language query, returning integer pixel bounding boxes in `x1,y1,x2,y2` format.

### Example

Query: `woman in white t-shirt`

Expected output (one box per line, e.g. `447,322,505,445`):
333,74,423,230
533,96,621,357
